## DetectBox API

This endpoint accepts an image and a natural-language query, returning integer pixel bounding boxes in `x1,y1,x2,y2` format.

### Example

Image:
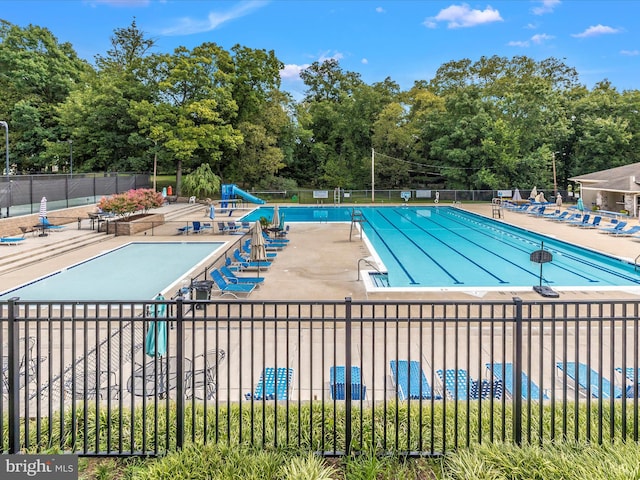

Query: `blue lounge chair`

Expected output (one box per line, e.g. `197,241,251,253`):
577,216,601,229
566,214,590,226
233,249,272,270
330,366,366,400
217,222,230,234
390,360,438,400
436,369,502,400
219,265,265,285
556,362,623,399
245,367,293,400
486,363,548,400
0,236,25,245
40,217,65,231
263,231,290,244
543,211,568,221
527,206,546,216
553,212,581,222
599,221,628,234
210,269,256,297
609,225,640,237
176,224,192,234
615,367,640,397
242,239,278,258
227,221,240,233
192,221,212,234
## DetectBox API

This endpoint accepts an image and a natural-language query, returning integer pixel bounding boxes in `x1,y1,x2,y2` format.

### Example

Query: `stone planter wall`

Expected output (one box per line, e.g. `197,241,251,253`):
105,213,165,236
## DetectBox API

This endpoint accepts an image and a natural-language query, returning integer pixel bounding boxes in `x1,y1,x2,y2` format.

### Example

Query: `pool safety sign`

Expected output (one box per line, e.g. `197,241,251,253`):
2,455,77,479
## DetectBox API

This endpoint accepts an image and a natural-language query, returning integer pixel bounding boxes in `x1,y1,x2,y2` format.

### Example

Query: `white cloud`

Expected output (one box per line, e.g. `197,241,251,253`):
375,7,385,13
532,0,560,15
161,1,268,36
572,24,621,38
621,49,640,56
531,33,553,44
279,51,344,81
508,33,553,48
280,64,309,80
424,3,503,29
318,51,344,62
361,58,369,64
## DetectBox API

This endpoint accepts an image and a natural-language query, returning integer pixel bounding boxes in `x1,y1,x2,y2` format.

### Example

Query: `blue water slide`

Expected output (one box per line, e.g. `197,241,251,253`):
221,184,265,205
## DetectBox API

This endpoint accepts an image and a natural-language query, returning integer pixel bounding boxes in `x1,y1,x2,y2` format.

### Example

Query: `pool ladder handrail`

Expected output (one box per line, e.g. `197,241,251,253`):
357,257,383,281
635,254,640,272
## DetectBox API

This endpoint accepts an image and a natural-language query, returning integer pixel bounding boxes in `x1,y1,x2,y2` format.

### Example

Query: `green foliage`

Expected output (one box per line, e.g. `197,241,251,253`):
98,188,164,218
181,163,221,199
3,17,640,193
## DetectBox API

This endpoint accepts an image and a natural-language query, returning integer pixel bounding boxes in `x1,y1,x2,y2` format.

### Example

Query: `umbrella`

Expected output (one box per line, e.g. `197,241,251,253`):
556,193,563,207
145,294,167,358
279,212,286,231
529,187,537,201
39,196,47,219
512,188,522,202
250,220,268,260
272,205,280,229
208,204,215,220
577,197,584,212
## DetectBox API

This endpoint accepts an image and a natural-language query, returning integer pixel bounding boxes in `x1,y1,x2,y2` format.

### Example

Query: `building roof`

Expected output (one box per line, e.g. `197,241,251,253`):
569,162,640,192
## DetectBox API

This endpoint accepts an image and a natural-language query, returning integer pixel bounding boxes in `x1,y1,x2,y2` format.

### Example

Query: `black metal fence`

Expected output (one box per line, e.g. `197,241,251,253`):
1,297,639,457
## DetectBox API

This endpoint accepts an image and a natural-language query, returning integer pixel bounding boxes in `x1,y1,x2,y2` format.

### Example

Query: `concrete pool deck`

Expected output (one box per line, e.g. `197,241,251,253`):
1,202,640,302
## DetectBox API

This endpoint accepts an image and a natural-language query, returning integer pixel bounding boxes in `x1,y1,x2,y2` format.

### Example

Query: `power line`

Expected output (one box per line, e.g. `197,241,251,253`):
374,150,494,172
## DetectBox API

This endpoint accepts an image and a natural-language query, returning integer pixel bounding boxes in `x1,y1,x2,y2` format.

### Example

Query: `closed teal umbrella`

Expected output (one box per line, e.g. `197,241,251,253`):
145,294,167,357
577,197,584,212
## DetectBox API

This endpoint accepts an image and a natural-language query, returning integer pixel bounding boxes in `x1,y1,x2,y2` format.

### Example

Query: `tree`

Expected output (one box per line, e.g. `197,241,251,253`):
132,43,243,195
181,163,221,199
0,21,89,172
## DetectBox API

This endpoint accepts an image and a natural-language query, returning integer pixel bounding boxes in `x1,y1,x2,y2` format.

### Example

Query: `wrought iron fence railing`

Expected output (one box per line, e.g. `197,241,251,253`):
0,297,639,457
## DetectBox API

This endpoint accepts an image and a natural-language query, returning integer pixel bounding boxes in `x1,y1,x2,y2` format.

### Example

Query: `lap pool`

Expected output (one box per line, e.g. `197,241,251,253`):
242,206,640,291
0,242,223,301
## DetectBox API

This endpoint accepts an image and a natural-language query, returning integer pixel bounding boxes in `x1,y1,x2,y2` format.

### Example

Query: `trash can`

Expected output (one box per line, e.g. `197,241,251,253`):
191,280,214,308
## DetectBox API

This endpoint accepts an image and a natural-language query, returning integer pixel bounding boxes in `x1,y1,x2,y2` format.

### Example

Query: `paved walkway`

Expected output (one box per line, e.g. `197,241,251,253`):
1,202,640,302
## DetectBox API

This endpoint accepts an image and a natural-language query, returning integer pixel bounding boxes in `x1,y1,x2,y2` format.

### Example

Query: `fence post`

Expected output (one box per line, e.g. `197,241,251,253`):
512,297,523,445
175,297,185,450
8,297,20,454
345,296,352,455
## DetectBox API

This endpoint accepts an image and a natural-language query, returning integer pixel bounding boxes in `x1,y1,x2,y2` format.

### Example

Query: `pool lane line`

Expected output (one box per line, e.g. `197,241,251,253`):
425,208,580,283
446,209,640,285
361,211,457,285
387,209,515,284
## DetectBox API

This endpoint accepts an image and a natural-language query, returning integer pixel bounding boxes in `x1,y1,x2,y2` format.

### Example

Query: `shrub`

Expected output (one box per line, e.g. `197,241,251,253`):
98,188,165,219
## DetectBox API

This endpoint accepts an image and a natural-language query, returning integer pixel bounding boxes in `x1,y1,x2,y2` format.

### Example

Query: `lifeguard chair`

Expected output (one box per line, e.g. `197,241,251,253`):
350,208,365,241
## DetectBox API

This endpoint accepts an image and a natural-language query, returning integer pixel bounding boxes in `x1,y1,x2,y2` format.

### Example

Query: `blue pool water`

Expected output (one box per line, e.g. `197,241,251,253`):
0,242,223,301
242,206,640,290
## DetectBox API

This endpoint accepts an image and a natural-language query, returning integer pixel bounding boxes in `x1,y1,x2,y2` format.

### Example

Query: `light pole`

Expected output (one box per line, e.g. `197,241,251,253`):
0,121,9,217
371,148,375,203
68,139,73,177
153,139,157,191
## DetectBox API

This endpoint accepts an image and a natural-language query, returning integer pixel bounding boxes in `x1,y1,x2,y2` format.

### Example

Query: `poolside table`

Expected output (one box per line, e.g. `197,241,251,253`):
127,356,192,397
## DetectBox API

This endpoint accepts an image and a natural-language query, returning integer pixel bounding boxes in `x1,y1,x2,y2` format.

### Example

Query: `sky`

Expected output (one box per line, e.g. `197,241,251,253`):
2,0,640,99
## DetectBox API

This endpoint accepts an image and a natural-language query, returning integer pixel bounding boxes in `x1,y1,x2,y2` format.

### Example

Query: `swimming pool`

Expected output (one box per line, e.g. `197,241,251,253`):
0,242,223,301
242,206,640,291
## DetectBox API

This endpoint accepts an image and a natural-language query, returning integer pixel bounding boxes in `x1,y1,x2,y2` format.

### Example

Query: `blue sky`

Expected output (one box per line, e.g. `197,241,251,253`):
3,0,640,98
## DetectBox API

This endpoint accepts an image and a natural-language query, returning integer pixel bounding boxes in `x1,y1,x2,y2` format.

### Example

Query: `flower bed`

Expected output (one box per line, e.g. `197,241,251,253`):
104,213,165,236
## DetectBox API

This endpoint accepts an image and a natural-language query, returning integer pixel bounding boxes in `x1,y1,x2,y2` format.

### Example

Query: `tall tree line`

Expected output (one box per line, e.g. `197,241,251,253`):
1,20,639,194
